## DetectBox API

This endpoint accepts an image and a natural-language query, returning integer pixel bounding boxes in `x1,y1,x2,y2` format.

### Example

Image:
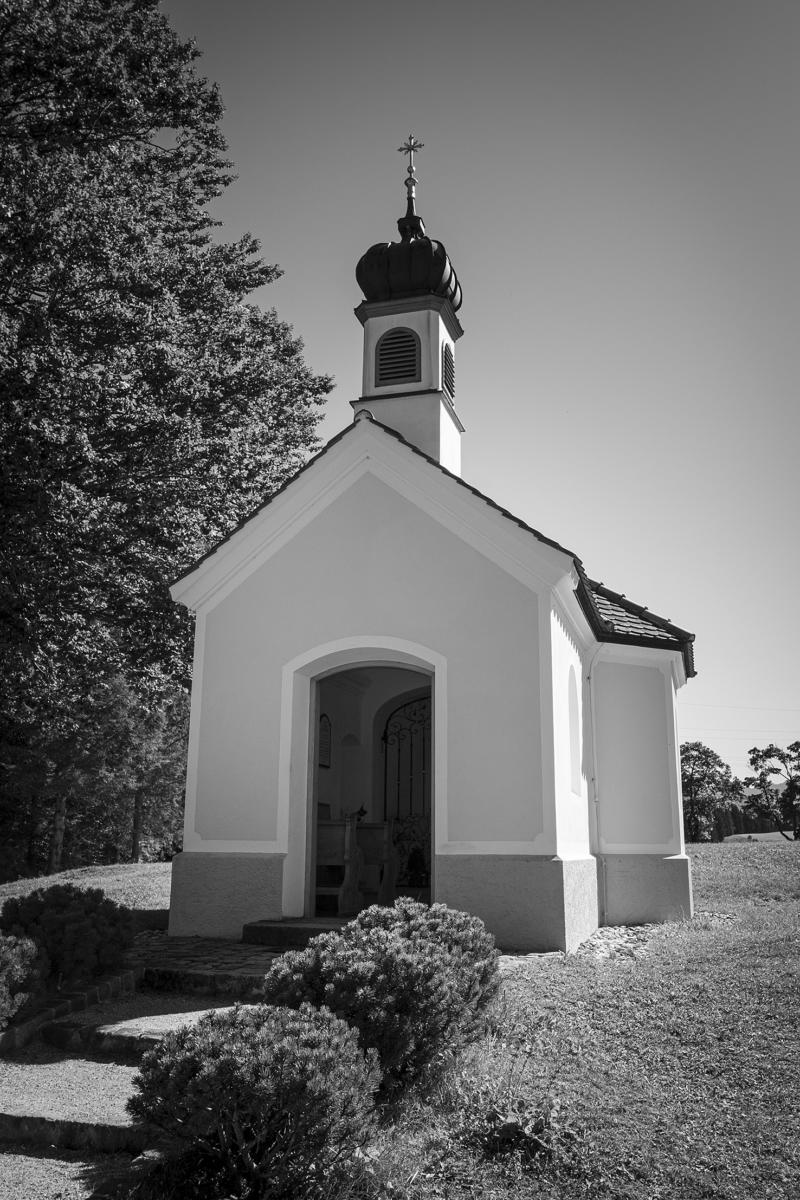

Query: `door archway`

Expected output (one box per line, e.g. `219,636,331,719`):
278,637,447,917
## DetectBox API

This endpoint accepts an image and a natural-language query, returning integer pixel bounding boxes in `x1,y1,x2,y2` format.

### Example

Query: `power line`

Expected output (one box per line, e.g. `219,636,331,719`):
680,728,798,735
679,733,796,742
680,702,800,713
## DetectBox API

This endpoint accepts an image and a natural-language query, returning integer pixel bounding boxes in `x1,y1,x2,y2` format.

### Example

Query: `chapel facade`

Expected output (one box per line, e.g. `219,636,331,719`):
167,143,695,951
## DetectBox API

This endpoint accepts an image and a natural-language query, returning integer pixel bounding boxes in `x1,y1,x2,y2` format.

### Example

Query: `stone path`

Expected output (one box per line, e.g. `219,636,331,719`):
126,932,278,1001
131,923,666,979
127,931,279,974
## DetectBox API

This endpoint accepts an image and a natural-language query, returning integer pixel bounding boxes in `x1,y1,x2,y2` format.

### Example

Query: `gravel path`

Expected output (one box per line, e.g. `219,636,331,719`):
0,1144,131,1200
53,990,233,1029
0,1044,137,1126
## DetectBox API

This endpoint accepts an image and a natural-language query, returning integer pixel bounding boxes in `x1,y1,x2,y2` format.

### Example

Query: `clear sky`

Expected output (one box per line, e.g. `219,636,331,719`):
163,0,799,779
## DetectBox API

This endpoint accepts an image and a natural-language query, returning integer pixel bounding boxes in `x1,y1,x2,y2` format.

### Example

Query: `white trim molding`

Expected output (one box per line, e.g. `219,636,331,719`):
277,636,447,916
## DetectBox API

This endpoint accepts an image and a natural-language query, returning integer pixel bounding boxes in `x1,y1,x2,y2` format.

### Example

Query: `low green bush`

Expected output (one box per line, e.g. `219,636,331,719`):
0,934,42,1030
261,901,500,1095
128,1002,379,1200
0,883,134,988
352,898,501,1033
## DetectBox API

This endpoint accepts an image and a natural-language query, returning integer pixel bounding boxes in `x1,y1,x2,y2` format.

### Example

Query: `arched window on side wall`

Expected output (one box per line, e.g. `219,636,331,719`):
568,666,581,795
375,327,421,387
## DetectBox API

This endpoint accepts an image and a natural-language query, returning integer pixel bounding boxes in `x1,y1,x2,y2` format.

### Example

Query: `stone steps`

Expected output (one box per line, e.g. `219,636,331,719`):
0,1109,152,1154
1,928,332,1159
241,916,346,949
0,1048,150,1153
140,963,267,999
39,1003,241,1063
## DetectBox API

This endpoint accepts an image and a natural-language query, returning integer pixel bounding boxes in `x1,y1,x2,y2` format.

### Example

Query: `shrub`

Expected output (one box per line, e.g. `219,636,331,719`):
352,898,501,1034
128,1002,379,1200
0,934,42,1030
262,902,500,1095
0,883,134,988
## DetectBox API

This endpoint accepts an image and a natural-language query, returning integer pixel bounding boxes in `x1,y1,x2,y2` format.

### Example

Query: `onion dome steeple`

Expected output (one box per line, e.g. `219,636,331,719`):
356,136,462,311
352,138,465,475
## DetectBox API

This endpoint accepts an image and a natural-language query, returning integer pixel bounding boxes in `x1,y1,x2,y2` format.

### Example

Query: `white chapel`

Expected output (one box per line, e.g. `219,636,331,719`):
167,142,696,952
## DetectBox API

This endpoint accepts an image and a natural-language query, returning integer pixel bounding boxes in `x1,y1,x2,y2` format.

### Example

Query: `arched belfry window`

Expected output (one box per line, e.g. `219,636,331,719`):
442,343,455,398
375,328,421,387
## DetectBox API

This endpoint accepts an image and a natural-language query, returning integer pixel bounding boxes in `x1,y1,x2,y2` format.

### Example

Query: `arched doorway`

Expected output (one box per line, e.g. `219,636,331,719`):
310,666,432,916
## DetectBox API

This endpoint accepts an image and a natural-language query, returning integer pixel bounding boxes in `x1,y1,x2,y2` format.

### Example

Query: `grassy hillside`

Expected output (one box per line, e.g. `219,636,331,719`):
0,863,171,910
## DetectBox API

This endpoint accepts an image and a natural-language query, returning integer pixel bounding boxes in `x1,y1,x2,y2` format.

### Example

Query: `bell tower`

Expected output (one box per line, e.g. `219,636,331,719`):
352,137,465,475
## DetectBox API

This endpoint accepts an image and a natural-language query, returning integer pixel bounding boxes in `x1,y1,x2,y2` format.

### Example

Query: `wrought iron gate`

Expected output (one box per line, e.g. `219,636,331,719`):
382,695,431,821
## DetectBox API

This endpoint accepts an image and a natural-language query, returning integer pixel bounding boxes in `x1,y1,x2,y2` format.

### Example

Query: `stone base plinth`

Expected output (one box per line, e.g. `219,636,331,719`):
601,853,693,926
434,854,599,952
169,851,284,938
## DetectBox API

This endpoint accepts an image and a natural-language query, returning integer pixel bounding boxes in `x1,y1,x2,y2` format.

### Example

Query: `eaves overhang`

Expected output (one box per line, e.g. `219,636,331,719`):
575,576,696,678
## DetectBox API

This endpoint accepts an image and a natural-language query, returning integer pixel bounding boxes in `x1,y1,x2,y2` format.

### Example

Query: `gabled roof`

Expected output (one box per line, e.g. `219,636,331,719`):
172,413,695,676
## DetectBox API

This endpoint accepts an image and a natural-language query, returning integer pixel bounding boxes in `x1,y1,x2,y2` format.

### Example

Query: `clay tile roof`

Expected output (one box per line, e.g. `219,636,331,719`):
577,579,696,677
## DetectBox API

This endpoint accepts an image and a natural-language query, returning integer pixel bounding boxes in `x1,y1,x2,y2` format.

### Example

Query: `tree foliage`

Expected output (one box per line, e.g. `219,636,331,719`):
680,742,741,842
0,0,331,874
743,742,800,840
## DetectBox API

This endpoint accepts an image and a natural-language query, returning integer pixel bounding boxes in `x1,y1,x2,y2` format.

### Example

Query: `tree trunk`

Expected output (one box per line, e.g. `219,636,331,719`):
47,793,67,875
25,798,42,872
131,789,145,862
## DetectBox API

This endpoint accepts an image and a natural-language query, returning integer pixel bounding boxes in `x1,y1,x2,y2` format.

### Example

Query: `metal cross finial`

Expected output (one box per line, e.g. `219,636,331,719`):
398,134,424,175
398,134,424,207
396,135,426,237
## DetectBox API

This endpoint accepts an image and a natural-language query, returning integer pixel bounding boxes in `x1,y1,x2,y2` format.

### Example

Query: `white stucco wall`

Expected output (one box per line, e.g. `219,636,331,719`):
188,471,546,859
351,391,462,474
550,607,591,857
593,658,683,853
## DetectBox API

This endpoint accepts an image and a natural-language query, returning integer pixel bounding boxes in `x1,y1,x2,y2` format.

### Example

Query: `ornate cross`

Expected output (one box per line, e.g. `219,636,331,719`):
398,134,424,175
398,134,424,202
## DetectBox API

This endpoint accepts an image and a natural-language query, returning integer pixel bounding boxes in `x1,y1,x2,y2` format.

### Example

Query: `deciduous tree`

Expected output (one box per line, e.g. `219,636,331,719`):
680,742,741,842
0,0,331,874
744,742,800,840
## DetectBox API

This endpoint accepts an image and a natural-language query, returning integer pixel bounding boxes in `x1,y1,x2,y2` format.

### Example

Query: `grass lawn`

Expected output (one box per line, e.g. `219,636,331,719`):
361,840,800,1200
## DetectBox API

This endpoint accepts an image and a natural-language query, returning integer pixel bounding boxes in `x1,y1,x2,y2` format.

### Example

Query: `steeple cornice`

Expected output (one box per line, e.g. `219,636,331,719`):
354,293,463,342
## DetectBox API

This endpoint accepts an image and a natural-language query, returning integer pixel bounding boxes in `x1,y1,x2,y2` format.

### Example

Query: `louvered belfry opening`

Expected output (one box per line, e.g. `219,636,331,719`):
376,327,421,387
442,343,455,398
